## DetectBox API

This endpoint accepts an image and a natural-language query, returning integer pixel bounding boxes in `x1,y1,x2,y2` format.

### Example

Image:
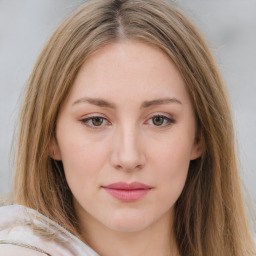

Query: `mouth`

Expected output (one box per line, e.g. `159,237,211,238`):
102,182,153,202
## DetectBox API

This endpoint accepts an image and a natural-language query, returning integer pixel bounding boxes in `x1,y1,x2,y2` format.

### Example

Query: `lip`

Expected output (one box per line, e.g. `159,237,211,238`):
102,182,152,202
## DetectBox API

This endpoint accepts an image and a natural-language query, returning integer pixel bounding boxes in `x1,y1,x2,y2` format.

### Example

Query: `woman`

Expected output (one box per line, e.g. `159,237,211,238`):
0,0,255,255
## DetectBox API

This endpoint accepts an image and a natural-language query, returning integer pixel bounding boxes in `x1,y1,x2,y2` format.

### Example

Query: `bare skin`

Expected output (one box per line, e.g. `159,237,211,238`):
51,40,202,256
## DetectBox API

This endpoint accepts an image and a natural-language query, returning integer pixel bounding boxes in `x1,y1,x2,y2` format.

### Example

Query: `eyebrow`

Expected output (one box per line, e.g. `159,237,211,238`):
140,98,182,108
72,97,182,109
72,97,116,108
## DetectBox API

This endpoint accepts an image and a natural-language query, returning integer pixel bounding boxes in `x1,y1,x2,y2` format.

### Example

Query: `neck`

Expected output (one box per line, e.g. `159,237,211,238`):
78,209,180,256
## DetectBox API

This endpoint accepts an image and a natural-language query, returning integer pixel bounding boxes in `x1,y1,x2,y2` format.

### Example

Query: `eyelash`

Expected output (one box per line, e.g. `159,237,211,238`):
80,116,110,129
147,115,175,127
80,114,175,129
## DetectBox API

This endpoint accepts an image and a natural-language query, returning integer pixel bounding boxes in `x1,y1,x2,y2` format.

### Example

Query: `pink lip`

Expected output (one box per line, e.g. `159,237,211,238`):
102,182,152,202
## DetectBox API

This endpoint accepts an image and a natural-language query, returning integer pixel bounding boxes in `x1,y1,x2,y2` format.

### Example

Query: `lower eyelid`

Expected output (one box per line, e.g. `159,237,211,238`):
80,115,113,129
79,114,174,127
145,116,174,126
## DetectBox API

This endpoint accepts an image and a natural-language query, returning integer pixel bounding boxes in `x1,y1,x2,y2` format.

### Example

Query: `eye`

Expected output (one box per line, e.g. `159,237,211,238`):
148,114,174,127
80,116,109,128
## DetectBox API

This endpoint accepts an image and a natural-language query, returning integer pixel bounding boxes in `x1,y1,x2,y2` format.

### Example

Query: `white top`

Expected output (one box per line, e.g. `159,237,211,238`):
0,205,99,256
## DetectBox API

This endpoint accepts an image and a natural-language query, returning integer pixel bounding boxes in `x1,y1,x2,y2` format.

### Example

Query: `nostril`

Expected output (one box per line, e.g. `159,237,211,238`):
113,159,145,172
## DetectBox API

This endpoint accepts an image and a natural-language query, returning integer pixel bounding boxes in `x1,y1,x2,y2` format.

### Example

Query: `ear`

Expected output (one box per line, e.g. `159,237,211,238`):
49,137,62,161
190,131,203,160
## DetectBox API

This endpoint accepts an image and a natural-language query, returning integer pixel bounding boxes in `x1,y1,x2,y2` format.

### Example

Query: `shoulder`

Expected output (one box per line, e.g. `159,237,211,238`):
0,244,48,256
0,205,99,256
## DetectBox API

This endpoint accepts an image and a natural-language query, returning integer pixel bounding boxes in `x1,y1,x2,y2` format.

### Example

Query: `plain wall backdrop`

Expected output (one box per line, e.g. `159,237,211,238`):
0,0,255,227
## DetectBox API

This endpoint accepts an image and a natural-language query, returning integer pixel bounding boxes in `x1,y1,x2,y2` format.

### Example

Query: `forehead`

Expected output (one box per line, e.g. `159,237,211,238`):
66,40,191,108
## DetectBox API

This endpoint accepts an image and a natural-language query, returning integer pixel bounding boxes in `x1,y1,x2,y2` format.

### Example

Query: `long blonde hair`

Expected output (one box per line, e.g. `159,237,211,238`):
14,0,255,255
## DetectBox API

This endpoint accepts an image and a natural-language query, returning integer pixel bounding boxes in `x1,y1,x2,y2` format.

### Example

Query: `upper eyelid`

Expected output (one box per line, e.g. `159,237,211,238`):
80,116,110,129
80,116,109,123
80,113,109,122
81,116,107,121
79,113,174,127
80,112,173,120
145,112,174,120
145,115,174,125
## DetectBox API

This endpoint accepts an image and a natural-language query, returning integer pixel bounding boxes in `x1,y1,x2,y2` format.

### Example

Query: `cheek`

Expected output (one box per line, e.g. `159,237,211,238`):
151,130,192,168
149,132,192,199
157,147,189,190
57,129,109,186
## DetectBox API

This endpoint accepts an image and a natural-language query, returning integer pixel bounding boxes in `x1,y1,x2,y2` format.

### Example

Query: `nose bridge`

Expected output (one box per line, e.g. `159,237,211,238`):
110,121,145,171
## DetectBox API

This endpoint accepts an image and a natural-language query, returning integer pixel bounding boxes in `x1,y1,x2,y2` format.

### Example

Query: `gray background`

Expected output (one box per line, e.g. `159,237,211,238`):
0,0,255,229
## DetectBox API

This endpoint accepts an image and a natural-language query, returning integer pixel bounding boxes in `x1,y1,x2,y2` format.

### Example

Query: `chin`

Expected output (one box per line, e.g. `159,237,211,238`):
104,210,154,233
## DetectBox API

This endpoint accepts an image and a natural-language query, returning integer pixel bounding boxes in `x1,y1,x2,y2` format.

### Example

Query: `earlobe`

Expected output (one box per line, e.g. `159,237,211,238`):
190,133,204,160
49,138,62,161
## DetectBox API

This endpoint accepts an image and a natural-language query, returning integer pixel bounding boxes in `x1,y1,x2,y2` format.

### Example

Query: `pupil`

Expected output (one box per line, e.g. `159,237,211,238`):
92,117,103,126
153,116,163,126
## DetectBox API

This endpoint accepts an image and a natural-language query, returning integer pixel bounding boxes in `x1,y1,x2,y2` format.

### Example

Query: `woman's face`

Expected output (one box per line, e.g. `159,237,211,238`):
52,41,202,234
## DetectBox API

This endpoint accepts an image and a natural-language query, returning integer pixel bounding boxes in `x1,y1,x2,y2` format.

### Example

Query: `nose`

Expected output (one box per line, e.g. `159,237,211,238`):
109,125,146,172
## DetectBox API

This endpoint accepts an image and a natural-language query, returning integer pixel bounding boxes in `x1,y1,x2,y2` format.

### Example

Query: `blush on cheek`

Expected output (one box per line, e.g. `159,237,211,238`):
61,138,107,180
158,167,189,212
157,142,192,166
154,142,190,195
